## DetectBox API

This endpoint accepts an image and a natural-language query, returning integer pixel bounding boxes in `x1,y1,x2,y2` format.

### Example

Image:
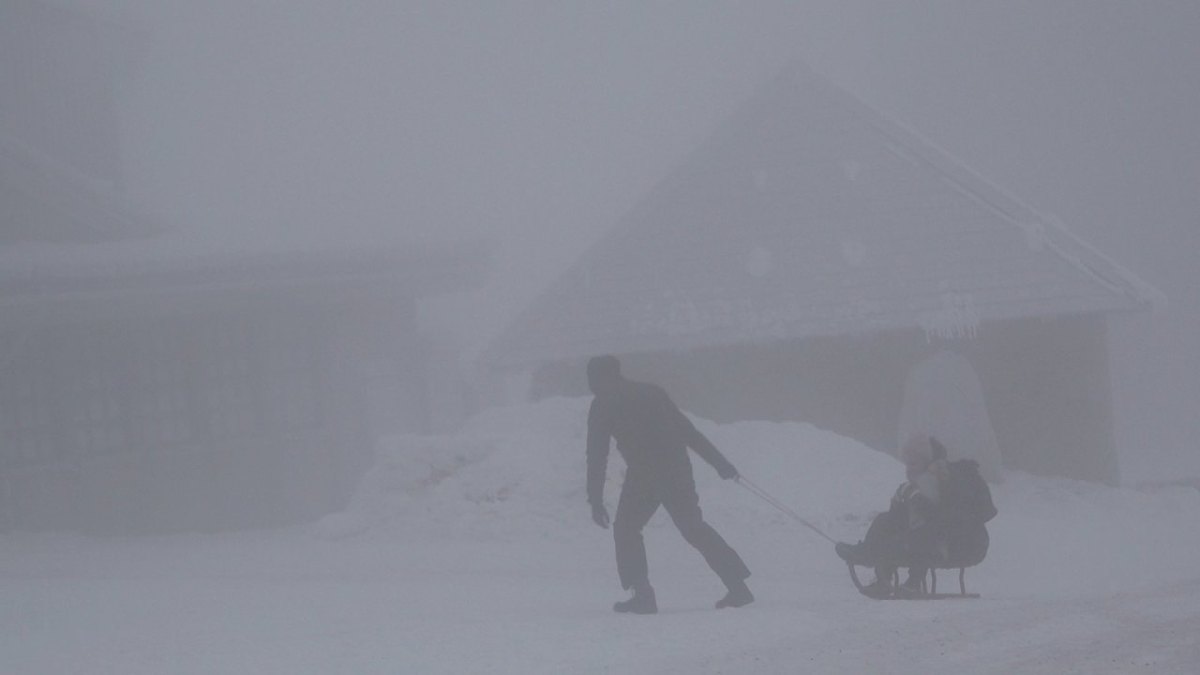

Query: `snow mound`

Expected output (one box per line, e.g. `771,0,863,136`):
315,398,592,539
318,397,901,541
318,396,1200,597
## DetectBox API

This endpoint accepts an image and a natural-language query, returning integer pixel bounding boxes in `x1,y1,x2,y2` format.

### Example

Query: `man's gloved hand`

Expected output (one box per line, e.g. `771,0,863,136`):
590,502,610,529
717,463,739,480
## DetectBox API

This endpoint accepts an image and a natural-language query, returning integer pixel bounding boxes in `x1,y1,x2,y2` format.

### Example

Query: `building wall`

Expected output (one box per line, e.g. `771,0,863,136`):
530,312,1120,483
0,300,385,533
970,314,1118,484
1104,311,1163,484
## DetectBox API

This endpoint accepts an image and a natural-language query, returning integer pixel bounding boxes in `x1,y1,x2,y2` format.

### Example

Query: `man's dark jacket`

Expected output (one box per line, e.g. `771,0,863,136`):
586,378,735,505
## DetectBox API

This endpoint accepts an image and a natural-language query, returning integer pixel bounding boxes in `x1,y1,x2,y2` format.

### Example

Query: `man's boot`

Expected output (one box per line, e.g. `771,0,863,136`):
715,578,754,609
613,582,657,614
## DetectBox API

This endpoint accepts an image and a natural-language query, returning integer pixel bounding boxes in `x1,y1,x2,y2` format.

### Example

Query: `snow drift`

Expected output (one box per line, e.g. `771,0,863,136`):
320,397,1200,598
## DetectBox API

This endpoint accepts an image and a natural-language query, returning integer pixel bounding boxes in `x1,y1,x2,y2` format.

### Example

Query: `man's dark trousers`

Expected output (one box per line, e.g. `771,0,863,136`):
613,469,750,590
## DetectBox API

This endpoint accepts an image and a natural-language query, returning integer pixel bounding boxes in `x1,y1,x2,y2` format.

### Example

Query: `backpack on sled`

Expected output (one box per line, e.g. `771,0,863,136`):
843,459,997,600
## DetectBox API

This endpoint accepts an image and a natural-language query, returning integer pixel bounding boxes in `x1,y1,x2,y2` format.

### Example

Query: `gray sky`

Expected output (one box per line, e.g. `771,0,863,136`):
102,2,802,244
70,0,1199,478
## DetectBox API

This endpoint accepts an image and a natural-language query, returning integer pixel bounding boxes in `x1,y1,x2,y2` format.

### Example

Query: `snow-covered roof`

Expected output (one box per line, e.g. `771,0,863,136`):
486,64,1162,368
0,232,489,317
1,130,488,317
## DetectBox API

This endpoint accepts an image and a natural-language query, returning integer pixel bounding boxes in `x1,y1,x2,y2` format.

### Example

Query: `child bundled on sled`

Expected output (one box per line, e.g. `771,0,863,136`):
836,434,996,599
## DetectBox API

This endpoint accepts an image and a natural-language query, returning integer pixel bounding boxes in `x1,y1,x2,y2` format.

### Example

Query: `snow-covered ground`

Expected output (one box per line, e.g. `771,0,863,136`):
3,397,1199,673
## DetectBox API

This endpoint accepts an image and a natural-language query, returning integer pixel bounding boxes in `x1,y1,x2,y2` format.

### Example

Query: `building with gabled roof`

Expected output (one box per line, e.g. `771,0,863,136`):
0,2,489,533
1,233,485,533
485,64,1161,484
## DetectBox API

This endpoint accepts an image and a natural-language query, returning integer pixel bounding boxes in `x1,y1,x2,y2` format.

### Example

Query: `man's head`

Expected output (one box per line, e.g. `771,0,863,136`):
586,355,622,396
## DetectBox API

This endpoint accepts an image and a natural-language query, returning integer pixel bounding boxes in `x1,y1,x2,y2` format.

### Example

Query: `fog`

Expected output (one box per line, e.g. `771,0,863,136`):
5,1,1199,507
86,1,1194,465
4,3,1200,668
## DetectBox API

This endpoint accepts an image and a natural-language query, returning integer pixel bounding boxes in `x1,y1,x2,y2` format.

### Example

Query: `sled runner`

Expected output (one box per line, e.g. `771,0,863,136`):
845,559,981,600
839,516,990,600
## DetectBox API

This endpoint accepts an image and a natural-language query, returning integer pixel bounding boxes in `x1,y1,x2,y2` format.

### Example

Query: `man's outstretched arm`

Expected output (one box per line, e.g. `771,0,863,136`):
671,400,738,479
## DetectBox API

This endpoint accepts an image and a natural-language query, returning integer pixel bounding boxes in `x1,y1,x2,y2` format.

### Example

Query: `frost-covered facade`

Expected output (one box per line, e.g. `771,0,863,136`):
486,64,1160,484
